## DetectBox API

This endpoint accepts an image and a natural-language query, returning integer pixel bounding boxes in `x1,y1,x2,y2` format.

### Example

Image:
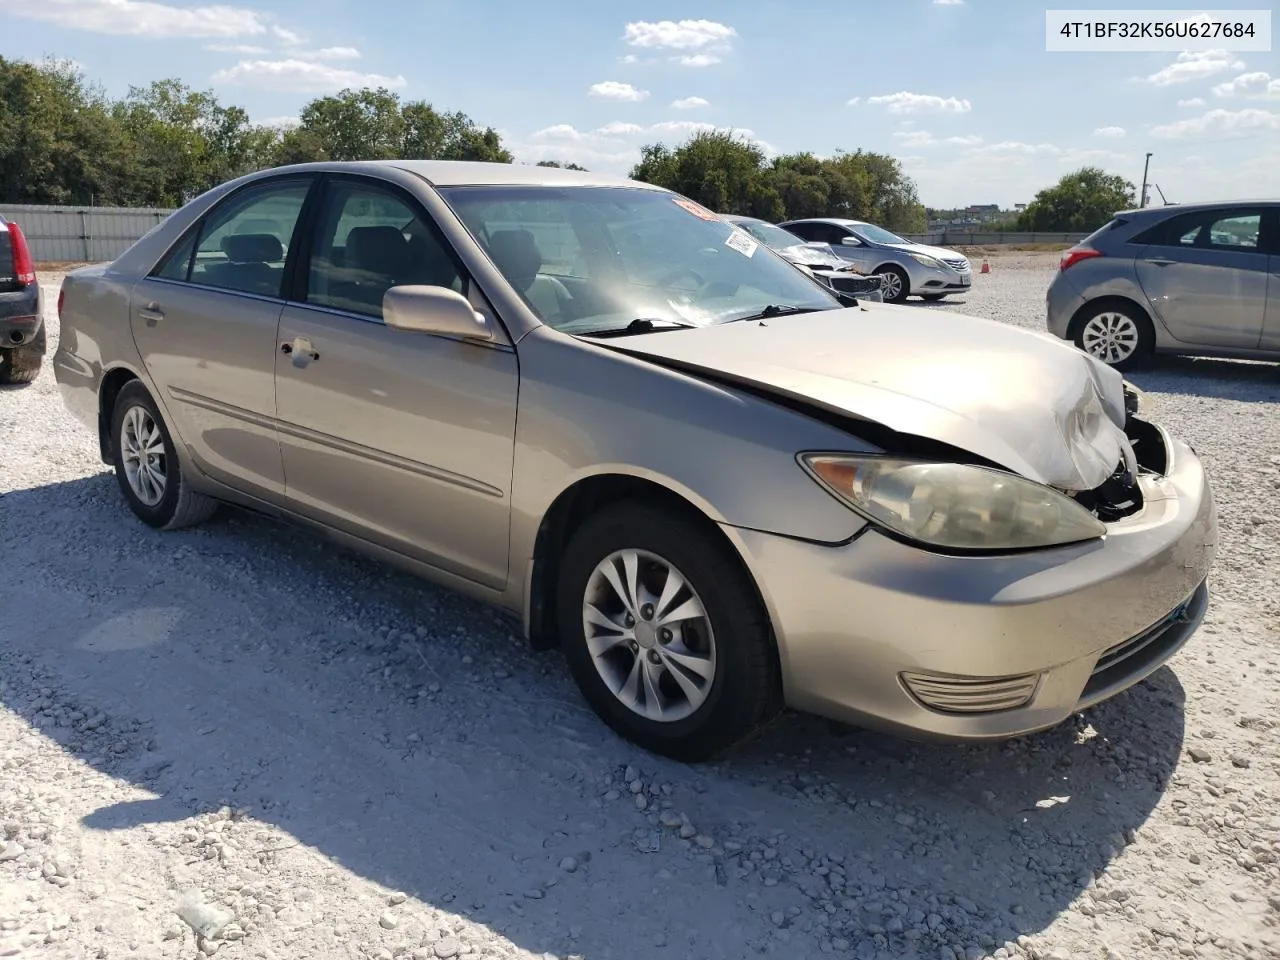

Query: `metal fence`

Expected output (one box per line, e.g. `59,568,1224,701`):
900,231,1090,246
1,202,1089,264
1,203,173,263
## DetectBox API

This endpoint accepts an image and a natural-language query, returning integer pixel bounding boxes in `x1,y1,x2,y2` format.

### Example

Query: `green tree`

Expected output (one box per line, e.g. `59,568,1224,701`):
1016,167,1136,232
536,160,588,171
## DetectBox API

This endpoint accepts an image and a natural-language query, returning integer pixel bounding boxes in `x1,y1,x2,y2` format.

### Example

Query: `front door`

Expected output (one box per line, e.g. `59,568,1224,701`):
1134,207,1270,349
130,176,313,499
273,175,518,589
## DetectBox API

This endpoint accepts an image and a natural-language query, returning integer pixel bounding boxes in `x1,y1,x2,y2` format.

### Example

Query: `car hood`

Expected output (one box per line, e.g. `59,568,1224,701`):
778,243,846,268
600,303,1133,491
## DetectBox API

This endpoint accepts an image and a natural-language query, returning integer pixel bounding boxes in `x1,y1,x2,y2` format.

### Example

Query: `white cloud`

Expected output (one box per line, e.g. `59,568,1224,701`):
1178,97,1207,107
624,18,737,50
306,46,361,61
671,96,709,110
595,121,645,137
846,96,862,106
972,141,1061,156
946,134,983,146
211,59,406,93
1212,71,1280,100
933,0,964,5
1151,107,1280,139
588,81,649,102
1142,49,1245,86
893,130,985,148
623,19,736,66
206,42,269,54
619,54,639,64
5,0,269,38
675,54,722,67
866,91,972,114
271,24,303,45
1093,126,1126,138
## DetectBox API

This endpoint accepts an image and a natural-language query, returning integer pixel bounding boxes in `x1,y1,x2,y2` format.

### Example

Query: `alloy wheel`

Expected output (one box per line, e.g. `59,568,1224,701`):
581,549,717,723
120,405,167,506
1081,311,1140,365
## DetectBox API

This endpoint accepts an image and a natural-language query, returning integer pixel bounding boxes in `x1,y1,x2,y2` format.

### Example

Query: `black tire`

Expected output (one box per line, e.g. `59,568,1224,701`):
0,323,45,385
555,503,781,762
921,293,948,302
1068,300,1155,372
875,265,911,304
109,380,218,530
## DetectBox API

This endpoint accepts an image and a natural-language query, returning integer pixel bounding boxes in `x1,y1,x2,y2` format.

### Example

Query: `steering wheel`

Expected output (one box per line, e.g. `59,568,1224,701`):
657,267,706,290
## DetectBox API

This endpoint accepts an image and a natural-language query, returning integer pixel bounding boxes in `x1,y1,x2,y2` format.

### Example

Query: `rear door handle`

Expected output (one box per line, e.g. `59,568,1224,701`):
137,303,164,323
1145,258,1176,267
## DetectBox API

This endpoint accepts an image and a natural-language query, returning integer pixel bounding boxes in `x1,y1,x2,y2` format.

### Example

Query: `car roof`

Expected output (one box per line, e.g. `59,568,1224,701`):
782,217,868,227
1115,199,1280,218
252,159,663,190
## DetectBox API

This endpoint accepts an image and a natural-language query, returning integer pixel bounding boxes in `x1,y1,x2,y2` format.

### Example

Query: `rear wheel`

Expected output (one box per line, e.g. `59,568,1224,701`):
875,265,910,304
0,324,45,385
1070,301,1154,371
109,380,218,530
555,503,781,762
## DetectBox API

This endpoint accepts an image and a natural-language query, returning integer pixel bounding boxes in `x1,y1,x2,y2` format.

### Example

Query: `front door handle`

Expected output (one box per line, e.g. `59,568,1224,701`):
281,338,319,362
1145,258,1176,267
138,303,164,324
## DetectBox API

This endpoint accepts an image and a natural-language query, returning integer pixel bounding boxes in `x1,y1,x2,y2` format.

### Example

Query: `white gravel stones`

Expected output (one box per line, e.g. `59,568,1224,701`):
0,259,1278,959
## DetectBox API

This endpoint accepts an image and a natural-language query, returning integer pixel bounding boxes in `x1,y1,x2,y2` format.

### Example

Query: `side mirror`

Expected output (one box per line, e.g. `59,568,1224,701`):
840,236,863,247
382,285,494,341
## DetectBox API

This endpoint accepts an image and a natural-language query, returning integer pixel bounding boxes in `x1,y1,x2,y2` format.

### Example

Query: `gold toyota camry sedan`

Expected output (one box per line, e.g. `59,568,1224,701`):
53,161,1218,761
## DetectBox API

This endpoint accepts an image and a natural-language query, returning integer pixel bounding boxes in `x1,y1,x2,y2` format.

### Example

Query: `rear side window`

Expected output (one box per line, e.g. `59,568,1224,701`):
1134,208,1266,252
0,227,13,286
152,179,311,298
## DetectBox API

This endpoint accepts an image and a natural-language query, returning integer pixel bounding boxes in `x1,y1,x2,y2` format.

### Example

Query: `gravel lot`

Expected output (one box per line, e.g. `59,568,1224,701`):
2,253,1278,960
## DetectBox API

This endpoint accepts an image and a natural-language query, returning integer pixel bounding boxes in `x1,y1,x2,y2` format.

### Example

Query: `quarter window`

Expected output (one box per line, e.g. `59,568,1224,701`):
305,181,465,320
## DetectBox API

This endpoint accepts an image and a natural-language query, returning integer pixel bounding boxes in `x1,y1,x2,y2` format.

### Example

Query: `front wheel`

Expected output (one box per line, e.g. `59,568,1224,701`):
875,265,910,304
110,380,218,530
921,293,948,302
555,503,780,762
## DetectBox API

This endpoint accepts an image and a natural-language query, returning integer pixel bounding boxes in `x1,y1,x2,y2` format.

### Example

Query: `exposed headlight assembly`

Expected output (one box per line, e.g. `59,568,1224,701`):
799,455,1107,551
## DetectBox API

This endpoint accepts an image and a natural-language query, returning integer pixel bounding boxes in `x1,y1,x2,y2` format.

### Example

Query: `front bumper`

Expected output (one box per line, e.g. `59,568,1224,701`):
726,431,1217,741
912,263,972,294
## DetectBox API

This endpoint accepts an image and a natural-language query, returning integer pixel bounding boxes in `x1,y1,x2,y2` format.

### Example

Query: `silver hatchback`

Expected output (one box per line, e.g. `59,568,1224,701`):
1047,200,1280,370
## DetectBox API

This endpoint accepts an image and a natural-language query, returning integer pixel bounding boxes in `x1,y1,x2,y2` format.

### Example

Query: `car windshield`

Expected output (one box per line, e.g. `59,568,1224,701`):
855,223,911,246
730,219,807,251
437,185,841,334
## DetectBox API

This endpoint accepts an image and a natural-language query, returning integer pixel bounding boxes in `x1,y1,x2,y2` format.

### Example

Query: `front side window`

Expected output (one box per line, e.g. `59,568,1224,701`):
173,180,310,297
305,181,465,319
439,186,840,334
1144,209,1265,252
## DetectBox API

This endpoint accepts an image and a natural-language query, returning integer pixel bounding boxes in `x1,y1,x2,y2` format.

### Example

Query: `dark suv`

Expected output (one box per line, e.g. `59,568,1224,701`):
0,214,44,384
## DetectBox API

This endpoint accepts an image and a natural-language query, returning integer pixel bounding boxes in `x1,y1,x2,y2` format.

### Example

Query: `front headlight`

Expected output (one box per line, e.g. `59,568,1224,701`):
799,455,1108,551
908,252,941,268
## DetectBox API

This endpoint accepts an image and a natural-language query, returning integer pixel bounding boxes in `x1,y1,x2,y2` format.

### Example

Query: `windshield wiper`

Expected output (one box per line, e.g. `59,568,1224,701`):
578,317,699,338
723,304,825,324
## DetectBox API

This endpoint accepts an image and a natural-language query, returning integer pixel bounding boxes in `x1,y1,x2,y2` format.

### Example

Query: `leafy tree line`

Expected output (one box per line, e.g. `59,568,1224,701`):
632,131,927,233
0,57,513,207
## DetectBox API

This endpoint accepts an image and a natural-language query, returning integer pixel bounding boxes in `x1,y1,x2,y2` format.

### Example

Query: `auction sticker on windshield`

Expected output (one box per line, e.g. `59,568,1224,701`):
725,231,759,258
672,197,720,221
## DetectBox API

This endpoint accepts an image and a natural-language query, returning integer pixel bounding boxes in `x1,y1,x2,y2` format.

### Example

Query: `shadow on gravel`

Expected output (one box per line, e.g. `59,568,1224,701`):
3,474,1188,960
1129,355,1280,403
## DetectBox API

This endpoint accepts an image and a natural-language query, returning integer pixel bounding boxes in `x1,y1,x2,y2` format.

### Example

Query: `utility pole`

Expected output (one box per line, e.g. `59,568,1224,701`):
1139,152,1152,208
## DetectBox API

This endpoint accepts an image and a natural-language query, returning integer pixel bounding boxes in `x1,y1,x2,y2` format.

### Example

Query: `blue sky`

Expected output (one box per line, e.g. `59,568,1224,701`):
2,0,1277,207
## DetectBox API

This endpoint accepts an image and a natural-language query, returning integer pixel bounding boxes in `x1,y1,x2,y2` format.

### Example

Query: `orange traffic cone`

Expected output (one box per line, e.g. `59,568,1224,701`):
979,257,990,274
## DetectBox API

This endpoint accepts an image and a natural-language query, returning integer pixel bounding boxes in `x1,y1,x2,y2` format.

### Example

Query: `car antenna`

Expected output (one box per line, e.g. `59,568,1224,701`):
1152,184,1172,206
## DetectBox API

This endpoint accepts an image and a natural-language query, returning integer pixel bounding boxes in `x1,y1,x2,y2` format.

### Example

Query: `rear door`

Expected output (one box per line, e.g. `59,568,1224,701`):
130,175,315,501
1133,206,1270,349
